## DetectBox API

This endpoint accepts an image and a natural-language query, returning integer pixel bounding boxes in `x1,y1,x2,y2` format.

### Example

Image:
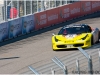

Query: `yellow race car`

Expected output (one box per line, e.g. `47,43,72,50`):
52,24,100,50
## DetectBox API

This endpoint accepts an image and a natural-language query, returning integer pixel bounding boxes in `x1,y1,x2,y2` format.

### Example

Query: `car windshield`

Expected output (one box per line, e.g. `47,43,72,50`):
58,26,87,35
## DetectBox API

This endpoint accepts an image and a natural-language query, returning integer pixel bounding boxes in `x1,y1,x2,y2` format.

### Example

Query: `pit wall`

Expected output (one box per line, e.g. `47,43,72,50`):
0,1,100,42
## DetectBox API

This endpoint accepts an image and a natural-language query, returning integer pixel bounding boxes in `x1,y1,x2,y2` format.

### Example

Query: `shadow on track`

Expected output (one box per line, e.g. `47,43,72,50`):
0,11,100,47
53,48,78,52
0,57,20,60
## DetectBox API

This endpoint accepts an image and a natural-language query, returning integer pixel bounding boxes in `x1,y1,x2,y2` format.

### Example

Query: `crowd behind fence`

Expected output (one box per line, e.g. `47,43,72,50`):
1,0,79,22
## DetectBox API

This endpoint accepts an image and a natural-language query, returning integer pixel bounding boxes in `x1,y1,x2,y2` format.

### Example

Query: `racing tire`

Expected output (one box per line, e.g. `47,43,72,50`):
53,49,56,51
99,31,100,39
97,32,100,43
91,36,94,45
96,32,100,43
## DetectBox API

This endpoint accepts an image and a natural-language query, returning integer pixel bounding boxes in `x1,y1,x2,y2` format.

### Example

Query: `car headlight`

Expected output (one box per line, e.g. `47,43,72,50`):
55,37,60,42
81,34,88,40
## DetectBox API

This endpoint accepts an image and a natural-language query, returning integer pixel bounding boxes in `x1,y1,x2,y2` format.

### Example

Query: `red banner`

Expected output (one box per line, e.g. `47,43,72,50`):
69,2,81,19
34,11,48,30
47,8,59,26
58,4,70,23
81,1,92,16
91,1,100,13
34,1,100,31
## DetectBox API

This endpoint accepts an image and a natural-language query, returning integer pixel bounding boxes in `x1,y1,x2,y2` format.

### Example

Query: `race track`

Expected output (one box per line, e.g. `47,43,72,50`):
0,12,100,74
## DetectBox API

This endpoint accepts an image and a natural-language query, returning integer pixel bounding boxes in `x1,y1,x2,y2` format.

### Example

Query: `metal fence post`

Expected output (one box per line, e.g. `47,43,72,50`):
78,47,93,74
52,56,68,75
98,49,100,71
28,66,40,75
51,68,55,75
88,55,93,74
64,66,68,75
76,58,80,74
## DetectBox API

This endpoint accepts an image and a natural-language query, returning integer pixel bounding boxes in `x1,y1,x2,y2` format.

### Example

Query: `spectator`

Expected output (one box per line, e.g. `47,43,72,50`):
10,6,18,19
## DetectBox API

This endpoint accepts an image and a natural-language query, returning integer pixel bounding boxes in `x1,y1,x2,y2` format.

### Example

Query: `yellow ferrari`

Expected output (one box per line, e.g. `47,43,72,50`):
52,24,100,50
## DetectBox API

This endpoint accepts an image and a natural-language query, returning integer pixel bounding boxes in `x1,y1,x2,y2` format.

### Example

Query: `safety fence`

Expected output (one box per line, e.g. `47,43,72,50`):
28,46,100,74
0,1,100,43
3,0,77,21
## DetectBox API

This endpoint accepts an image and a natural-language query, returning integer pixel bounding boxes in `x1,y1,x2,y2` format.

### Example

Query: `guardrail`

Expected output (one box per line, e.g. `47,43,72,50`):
28,66,40,75
78,47,93,74
28,47,100,74
52,56,68,75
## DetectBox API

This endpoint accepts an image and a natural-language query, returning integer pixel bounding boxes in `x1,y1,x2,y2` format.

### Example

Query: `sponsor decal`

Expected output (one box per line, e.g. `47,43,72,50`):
81,2,91,12
65,34,77,39
81,3,85,11
23,21,27,28
35,16,39,25
0,28,7,34
10,24,20,32
9,18,22,38
92,2,100,8
0,22,9,41
22,15,35,34
71,8,80,14
48,14,58,21
59,10,63,18
36,14,47,25
23,20,33,28
60,8,70,18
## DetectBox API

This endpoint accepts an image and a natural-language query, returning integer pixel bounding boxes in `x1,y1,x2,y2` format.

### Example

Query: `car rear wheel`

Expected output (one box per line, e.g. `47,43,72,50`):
91,36,94,45
96,32,100,43
99,31,100,39
53,49,56,51
97,31,100,43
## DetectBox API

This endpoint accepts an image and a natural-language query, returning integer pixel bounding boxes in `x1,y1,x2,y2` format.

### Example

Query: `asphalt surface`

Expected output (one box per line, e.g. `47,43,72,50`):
0,12,100,74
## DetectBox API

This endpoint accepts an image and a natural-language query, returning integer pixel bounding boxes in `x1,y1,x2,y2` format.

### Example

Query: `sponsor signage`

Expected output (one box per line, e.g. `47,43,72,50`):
34,11,48,30
58,4,70,23
22,14,35,34
81,1,92,16
9,18,22,38
0,22,9,42
47,8,59,26
91,1,100,13
69,2,81,19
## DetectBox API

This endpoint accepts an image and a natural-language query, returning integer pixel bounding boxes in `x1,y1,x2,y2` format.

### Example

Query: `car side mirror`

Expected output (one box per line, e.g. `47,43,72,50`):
52,33,55,36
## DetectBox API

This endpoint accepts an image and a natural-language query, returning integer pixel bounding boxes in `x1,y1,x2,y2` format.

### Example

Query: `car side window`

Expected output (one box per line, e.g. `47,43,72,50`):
87,26,92,32
58,28,63,35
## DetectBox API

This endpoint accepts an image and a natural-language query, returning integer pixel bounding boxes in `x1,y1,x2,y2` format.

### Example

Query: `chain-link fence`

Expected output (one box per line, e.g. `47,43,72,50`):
1,0,78,22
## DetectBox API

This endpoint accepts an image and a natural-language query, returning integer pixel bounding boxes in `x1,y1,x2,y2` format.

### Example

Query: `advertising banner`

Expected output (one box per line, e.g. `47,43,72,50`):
47,8,59,26
69,2,81,19
0,22,9,42
58,4,70,23
9,18,22,39
91,1,100,13
34,11,48,30
81,1,92,16
22,14,35,34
